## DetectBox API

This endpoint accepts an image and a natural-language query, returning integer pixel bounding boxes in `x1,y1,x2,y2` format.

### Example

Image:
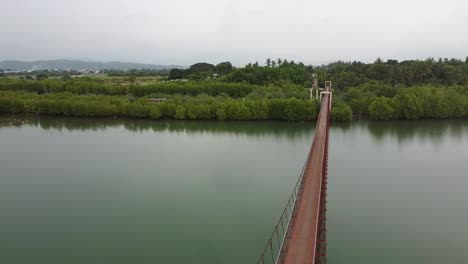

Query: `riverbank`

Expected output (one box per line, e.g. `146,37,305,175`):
1,79,468,122
0,90,352,122
0,117,29,127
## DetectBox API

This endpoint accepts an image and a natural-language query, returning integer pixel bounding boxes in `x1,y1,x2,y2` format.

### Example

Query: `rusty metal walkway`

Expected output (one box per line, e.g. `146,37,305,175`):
258,83,331,264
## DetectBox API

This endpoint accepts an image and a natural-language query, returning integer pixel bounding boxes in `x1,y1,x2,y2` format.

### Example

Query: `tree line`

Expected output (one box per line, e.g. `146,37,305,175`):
221,59,312,86
168,62,233,80
315,57,468,89
0,79,127,95
166,57,468,89
3,57,467,122
128,82,256,97
103,69,170,77
4,57,468,90
0,91,337,121
0,79,256,97
342,83,468,120
0,79,309,99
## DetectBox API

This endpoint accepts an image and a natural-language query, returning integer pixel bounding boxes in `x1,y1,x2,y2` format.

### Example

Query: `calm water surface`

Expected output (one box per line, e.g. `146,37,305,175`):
0,116,467,263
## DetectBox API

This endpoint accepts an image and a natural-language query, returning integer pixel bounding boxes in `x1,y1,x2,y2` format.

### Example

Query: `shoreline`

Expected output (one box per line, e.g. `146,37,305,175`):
1,113,467,125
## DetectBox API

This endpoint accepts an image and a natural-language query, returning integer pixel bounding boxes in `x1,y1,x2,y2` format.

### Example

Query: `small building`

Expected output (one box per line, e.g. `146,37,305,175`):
148,98,167,103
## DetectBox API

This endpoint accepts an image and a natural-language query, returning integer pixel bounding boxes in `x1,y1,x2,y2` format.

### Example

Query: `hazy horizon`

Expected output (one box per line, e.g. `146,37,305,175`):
1,56,468,69
1,0,467,66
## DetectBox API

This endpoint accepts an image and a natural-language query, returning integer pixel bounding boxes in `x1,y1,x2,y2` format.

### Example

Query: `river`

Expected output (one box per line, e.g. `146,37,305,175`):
0,115,467,263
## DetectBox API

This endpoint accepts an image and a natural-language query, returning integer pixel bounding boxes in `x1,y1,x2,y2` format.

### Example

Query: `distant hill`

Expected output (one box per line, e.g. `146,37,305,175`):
0,60,183,71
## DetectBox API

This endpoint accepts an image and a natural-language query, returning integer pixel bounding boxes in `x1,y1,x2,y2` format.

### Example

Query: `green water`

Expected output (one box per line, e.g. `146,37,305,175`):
0,116,467,263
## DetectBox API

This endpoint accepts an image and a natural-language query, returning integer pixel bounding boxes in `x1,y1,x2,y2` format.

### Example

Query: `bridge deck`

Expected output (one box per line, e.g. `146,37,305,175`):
282,89,330,264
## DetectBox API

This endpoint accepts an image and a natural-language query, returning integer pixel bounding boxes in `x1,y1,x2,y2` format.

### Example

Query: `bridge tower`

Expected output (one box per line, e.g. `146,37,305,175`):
320,81,333,109
309,74,319,100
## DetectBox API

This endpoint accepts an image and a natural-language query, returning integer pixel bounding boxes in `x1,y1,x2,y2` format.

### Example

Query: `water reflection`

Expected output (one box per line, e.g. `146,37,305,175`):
0,114,315,264
330,121,351,132
363,119,468,144
3,115,467,144
328,119,468,264
2,114,468,264
1,115,314,139
0,115,468,144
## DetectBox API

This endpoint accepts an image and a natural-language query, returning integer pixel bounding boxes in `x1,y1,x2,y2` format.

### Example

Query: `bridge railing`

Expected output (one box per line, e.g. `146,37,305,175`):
314,96,330,264
256,152,310,264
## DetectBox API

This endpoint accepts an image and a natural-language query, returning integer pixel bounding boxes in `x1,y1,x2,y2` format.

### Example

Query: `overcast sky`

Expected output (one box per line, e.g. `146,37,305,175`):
1,0,467,66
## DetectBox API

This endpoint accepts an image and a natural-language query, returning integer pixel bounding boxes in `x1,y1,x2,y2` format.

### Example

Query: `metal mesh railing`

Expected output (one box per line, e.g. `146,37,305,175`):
256,153,310,264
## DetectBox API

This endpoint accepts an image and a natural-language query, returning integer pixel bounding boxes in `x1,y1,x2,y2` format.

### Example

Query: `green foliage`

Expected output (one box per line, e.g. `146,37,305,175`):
175,105,186,119
246,83,308,99
368,97,394,120
0,79,127,95
149,106,162,119
190,63,216,73
343,84,468,120
105,69,169,77
168,69,185,80
228,102,251,120
345,83,397,116
284,98,317,121
128,82,256,98
0,91,320,121
123,102,150,118
36,73,49,80
392,91,424,119
3,57,468,93
316,58,468,90
330,104,352,121
0,92,121,117
0,98,13,113
349,96,375,115
0,79,306,99
347,82,397,98
222,60,311,86
168,62,229,80
126,75,136,83
216,107,227,120
216,62,233,75
3,57,468,122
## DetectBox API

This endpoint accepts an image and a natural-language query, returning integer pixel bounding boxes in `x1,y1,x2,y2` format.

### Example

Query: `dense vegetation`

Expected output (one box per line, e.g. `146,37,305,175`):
0,91,320,121
168,62,232,80
2,57,468,122
0,77,328,121
0,79,309,99
343,83,468,120
0,79,127,95
166,57,468,89
316,58,468,90
128,82,255,97
103,69,170,77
